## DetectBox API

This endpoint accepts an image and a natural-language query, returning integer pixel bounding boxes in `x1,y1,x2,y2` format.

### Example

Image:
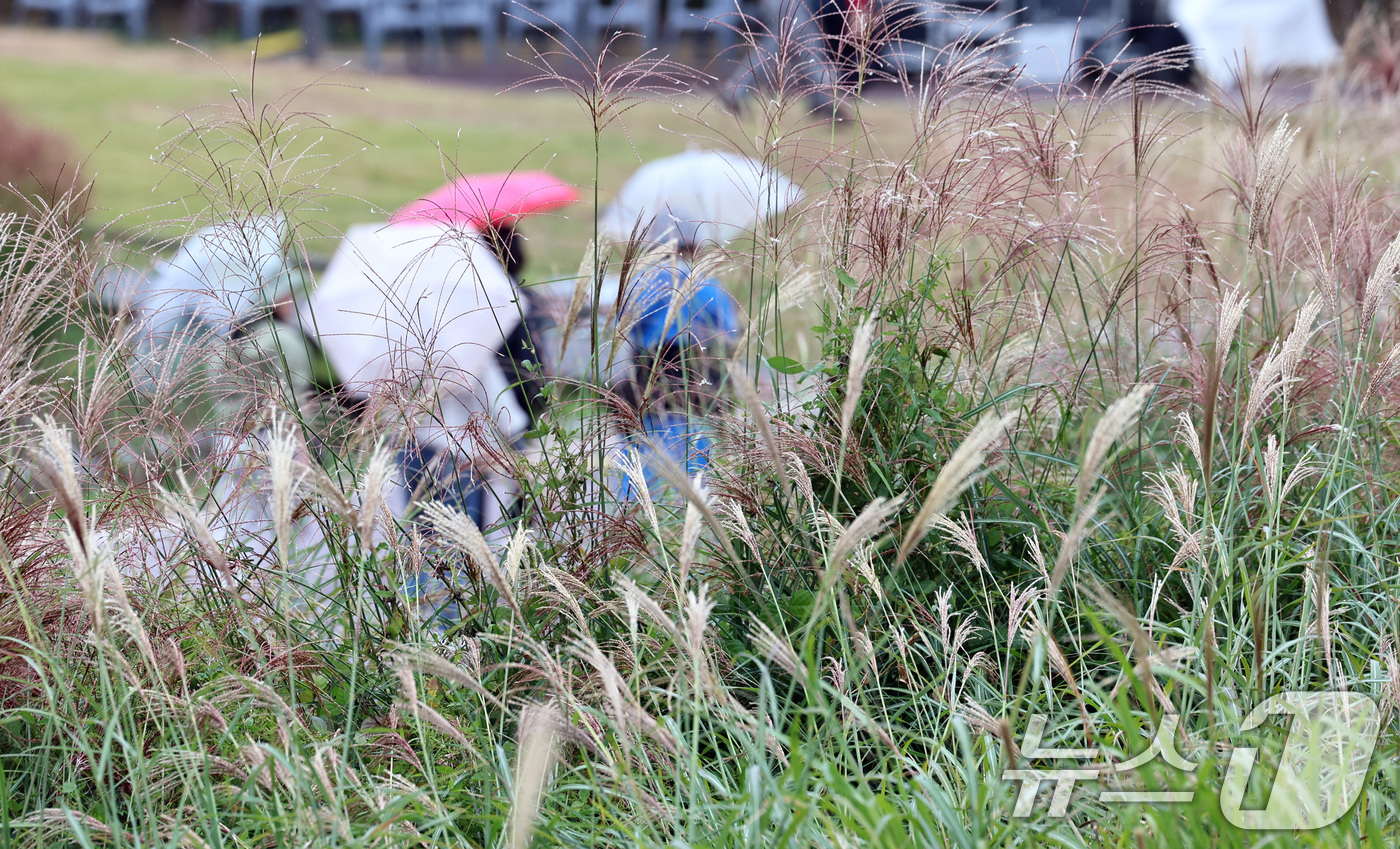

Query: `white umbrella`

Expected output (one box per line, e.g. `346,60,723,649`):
303,222,529,444
111,215,289,395
125,215,289,334
599,150,802,249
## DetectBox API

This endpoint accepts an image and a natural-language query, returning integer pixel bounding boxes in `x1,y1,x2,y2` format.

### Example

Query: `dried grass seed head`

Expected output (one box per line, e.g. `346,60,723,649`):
897,408,1019,564
1077,383,1153,505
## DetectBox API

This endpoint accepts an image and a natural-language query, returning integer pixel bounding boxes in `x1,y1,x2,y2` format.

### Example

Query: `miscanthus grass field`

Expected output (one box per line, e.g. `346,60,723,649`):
7,17,1400,849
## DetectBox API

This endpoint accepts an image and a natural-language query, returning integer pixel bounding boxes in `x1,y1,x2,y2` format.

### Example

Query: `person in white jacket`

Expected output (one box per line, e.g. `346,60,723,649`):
306,220,533,532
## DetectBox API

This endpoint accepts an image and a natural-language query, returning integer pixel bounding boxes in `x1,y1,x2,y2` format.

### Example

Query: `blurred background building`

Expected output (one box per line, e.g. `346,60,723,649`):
0,0,1382,87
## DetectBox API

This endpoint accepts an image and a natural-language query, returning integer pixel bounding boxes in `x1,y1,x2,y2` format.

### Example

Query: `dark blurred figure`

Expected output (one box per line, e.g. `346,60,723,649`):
721,0,864,119
482,221,550,428
1327,0,1396,42
1074,0,1194,86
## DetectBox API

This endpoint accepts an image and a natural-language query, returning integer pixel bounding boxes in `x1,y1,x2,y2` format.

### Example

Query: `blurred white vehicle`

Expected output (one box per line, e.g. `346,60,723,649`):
1169,0,1340,85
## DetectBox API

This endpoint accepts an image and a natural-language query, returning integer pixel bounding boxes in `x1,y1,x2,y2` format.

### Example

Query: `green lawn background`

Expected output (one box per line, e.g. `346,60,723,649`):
0,28,720,279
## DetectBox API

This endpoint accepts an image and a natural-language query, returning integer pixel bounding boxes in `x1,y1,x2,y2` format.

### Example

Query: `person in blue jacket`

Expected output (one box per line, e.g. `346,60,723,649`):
615,252,742,497
600,150,800,500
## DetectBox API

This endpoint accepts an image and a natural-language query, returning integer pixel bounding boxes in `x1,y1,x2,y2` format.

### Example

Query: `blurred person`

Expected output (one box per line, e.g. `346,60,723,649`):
299,172,578,623
614,246,743,496
108,197,572,621
600,151,801,497
301,218,535,625
354,171,579,529
108,215,341,600
479,219,552,435
1168,0,1340,86
720,0,869,119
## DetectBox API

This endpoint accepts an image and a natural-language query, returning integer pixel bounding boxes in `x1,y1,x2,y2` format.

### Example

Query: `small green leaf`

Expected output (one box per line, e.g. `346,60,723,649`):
787,589,816,622
767,355,804,375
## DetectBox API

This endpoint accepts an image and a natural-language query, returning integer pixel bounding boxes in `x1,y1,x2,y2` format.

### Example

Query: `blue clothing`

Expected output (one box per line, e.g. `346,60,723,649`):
398,441,487,527
629,263,741,354
396,440,483,628
620,413,715,499
619,260,740,498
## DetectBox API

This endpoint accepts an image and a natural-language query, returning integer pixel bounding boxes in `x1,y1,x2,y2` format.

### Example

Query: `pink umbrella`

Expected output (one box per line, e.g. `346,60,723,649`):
391,170,582,229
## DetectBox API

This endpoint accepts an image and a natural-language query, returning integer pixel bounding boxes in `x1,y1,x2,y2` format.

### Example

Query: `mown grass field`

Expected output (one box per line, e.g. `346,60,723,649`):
0,28,945,279
0,27,707,274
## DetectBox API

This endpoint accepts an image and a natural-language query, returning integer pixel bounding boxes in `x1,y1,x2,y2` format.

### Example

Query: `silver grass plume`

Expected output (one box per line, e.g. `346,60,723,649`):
1148,463,1202,568
509,702,562,849
419,500,521,619
786,452,817,509
682,584,716,661
503,524,534,589
388,643,506,710
556,239,596,364
1380,635,1400,715
827,494,905,577
1244,295,1323,430
1364,345,1400,409
615,575,682,642
388,651,486,759
1260,435,1320,510
1306,541,1336,689
1248,115,1299,251
728,362,791,498
1049,489,1107,595
717,498,760,560
356,445,394,556
1077,384,1152,506
158,471,230,582
34,415,86,551
1006,582,1045,645
678,477,705,589
1174,411,1203,471
610,448,659,539
540,565,589,633
1216,286,1249,368
101,541,159,675
897,409,1019,564
1362,229,1400,332
1026,534,1050,585
34,417,104,637
839,318,879,451
749,617,806,680
928,512,989,574
265,416,307,569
